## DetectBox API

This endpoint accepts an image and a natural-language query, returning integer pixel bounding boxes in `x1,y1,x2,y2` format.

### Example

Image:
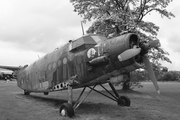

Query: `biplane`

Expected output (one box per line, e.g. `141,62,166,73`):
0,32,160,117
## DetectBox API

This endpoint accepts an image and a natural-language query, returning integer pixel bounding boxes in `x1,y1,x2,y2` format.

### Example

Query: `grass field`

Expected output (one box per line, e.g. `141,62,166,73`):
0,81,179,120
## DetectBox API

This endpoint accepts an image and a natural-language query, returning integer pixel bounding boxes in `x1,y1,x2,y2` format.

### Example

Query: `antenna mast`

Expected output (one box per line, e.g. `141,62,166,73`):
81,21,85,35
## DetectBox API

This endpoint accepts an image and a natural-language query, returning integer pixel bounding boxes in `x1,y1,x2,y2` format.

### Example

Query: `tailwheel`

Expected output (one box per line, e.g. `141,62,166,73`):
24,90,30,95
117,96,131,106
44,92,49,95
59,103,74,118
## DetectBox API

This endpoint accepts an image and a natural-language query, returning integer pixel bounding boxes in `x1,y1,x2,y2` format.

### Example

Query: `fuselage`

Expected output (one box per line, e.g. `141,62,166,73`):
17,33,143,92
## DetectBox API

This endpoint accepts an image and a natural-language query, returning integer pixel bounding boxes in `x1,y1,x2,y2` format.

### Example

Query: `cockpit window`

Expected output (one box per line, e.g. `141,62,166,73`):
69,34,107,52
91,35,107,43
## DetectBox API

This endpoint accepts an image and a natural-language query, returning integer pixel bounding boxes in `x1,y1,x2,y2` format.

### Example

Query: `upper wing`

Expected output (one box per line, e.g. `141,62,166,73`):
0,65,21,71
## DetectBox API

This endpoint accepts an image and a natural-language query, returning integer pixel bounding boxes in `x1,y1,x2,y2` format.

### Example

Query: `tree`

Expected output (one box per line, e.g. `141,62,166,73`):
158,71,180,81
71,0,175,89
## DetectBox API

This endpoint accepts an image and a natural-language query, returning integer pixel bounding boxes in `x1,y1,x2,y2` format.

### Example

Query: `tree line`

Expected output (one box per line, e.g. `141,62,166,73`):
131,69,180,82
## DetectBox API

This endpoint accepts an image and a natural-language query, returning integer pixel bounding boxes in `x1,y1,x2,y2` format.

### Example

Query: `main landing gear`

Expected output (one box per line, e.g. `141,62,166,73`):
60,103,74,117
59,82,131,118
44,92,49,95
24,90,30,95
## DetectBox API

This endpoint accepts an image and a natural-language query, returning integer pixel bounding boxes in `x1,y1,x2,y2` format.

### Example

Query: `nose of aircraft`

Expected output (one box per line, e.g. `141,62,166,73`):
115,33,161,94
105,33,139,60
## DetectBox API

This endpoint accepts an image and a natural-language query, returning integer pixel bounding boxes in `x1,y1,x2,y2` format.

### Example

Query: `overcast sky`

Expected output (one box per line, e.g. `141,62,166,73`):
0,0,179,71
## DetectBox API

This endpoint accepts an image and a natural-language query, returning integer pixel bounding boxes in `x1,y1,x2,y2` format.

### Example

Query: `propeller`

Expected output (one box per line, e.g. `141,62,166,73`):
118,48,141,61
148,40,160,48
141,40,161,94
117,39,161,94
143,55,160,94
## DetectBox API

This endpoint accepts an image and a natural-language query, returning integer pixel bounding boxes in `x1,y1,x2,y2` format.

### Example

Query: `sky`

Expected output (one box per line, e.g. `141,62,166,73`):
0,0,179,71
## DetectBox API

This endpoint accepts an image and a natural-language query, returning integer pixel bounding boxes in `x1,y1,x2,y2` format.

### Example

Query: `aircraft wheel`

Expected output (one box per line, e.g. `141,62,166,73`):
117,96,131,106
59,103,74,117
24,90,30,95
44,92,49,95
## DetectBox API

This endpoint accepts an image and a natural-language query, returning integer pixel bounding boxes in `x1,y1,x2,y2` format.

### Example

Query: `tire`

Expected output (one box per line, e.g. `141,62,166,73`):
118,96,131,107
24,90,30,95
59,103,74,117
44,92,49,95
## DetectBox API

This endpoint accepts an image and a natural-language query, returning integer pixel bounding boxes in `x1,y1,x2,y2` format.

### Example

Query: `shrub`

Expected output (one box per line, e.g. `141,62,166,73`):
158,71,180,81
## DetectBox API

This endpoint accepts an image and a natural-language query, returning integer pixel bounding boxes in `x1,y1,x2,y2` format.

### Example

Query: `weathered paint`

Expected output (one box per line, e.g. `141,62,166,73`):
15,33,142,92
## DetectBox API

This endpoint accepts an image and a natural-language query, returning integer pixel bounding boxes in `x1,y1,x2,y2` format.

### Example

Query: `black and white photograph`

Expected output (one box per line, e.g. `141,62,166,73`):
0,0,179,120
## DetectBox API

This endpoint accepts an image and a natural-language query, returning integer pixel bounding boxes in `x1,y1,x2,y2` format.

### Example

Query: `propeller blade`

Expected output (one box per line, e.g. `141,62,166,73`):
148,40,160,48
143,55,160,94
118,48,141,61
